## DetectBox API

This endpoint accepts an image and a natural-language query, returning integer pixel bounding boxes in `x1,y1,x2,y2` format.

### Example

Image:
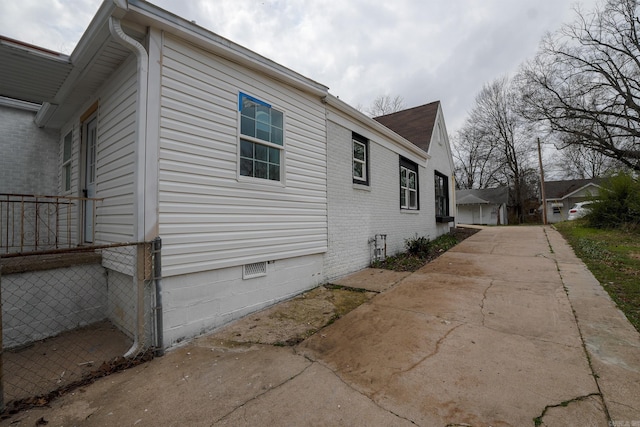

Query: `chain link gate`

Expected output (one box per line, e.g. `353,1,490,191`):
0,238,162,414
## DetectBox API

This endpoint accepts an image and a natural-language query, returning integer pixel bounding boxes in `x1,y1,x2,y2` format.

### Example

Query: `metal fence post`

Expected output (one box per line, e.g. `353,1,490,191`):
152,237,164,356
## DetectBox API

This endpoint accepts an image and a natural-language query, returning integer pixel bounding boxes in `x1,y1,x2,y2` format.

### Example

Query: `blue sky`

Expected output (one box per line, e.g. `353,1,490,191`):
0,0,600,134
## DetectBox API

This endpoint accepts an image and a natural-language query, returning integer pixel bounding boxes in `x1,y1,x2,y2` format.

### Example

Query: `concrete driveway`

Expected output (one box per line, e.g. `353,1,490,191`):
4,226,640,426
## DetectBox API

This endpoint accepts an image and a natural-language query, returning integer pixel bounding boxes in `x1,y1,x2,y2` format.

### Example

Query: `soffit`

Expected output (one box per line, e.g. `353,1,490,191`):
0,19,146,129
0,36,72,105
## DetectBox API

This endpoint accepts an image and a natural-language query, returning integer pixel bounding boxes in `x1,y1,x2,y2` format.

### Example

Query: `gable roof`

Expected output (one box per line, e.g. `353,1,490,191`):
544,179,602,200
372,101,440,152
456,187,509,205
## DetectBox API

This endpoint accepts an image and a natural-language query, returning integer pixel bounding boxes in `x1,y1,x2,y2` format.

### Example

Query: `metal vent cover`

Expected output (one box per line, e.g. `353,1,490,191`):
243,261,267,279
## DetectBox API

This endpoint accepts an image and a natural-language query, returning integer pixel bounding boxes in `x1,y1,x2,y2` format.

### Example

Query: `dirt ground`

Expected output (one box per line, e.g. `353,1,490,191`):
206,285,376,347
3,321,131,406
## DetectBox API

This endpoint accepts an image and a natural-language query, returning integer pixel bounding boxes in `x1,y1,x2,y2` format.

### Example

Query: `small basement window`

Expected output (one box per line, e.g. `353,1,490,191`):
243,261,267,279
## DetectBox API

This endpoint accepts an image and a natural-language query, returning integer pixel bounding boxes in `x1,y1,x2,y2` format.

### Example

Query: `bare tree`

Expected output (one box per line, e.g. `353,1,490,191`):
458,77,536,222
366,94,405,117
518,0,640,171
550,141,619,179
452,123,503,189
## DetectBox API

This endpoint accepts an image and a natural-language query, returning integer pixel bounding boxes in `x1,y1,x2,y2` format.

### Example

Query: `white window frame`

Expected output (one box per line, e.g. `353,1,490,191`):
238,92,285,183
352,134,369,185
400,158,418,210
62,131,73,192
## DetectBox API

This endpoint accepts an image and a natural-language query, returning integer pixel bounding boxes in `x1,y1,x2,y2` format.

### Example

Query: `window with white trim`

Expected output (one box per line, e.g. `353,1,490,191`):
352,133,369,185
400,157,418,210
62,131,72,192
239,92,284,181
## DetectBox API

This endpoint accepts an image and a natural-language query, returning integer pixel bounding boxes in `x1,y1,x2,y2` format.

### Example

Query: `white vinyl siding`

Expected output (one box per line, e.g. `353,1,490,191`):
94,58,137,243
159,35,327,276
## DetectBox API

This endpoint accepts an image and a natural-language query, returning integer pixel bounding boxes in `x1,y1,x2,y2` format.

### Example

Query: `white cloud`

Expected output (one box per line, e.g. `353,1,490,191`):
0,0,600,133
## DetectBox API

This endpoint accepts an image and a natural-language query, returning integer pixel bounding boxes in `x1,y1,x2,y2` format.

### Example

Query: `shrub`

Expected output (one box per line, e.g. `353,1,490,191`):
405,236,431,258
587,172,640,230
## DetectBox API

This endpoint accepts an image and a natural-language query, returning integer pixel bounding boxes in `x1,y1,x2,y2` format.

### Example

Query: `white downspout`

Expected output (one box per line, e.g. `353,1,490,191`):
109,16,149,358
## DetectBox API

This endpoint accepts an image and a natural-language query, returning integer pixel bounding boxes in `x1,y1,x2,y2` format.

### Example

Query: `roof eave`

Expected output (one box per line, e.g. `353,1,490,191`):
126,0,328,97
324,94,430,161
561,183,602,200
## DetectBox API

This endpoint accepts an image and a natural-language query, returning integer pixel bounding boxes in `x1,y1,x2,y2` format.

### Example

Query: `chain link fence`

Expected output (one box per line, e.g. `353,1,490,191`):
0,239,162,414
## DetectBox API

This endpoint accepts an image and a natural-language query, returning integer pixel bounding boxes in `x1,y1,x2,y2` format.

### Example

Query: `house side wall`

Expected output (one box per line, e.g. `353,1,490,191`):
94,58,138,244
0,105,62,251
158,34,328,277
1,265,107,349
427,111,456,233
162,253,323,347
0,105,58,195
323,116,435,281
55,57,138,249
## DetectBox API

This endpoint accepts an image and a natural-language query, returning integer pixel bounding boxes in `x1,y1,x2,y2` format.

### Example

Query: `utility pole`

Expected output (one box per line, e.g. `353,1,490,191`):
537,138,548,225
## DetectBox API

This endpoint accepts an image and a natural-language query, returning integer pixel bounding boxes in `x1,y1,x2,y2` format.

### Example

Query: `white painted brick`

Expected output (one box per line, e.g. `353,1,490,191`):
0,105,59,195
323,119,442,281
161,254,323,347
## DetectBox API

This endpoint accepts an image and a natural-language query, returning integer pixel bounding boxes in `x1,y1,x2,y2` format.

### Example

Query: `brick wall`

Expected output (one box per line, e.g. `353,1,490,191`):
324,120,438,281
0,105,59,195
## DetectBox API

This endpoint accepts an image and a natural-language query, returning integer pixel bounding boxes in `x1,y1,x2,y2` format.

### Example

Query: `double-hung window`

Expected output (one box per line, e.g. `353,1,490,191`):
239,92,284,181
400,158,418,210
62,131,72,192
352,133,369,185
435,171,452,222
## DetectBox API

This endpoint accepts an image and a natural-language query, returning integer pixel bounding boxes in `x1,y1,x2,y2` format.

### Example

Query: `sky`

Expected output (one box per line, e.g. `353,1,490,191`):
0,0,601,135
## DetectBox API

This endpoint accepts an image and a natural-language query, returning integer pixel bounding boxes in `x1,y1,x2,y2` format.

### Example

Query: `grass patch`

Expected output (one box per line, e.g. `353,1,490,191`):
371,228,478,272
555,220,640,333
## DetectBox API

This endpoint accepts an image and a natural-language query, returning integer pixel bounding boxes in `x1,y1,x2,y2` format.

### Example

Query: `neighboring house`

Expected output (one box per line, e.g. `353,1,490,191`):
0,0,456,348
543,179,602,223
456,187,509,225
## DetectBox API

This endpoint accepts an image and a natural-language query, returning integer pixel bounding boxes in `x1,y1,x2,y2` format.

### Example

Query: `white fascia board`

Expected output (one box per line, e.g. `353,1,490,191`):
125,0,328,98
324,94,429,163
0,96,41,112
70,1,124,63
433,105,456,173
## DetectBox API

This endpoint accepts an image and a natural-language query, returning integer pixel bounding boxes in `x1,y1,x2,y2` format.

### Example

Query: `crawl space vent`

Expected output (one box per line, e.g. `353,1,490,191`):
243,261,267,279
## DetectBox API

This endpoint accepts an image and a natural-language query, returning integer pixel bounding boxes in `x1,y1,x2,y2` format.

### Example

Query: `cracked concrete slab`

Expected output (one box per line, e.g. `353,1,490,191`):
300,233,600,425
550,229,640,423
370,324,597,426
212,362,415,426
3,343,311,426
539,394,608,427
4,226,638,427
329,268,411,293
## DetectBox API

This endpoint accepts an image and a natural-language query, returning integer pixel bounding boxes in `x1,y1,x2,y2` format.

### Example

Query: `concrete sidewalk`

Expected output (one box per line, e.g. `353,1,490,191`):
3,226,639,426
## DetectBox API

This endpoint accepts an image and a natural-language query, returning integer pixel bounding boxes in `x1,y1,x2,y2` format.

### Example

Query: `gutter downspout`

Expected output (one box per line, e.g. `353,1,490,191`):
108,15,149,358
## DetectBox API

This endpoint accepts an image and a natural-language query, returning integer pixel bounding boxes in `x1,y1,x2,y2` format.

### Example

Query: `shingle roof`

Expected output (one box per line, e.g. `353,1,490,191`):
543,179,602,200
373,101,440,152
456,187,509,205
